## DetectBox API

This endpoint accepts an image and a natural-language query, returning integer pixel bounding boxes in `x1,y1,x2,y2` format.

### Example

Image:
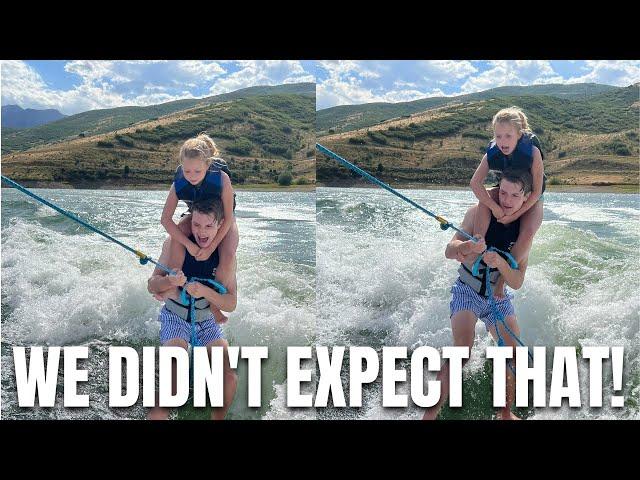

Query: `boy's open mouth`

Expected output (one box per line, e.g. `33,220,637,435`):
197,235,210,245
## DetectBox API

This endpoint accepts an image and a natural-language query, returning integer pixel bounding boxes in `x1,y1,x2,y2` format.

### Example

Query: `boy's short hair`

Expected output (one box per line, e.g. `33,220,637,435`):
191,197,224,223
499,168,533,195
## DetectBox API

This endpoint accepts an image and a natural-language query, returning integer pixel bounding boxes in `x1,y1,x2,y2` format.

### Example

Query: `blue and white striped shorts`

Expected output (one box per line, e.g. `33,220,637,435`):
158,306,224,346
449,279,515,329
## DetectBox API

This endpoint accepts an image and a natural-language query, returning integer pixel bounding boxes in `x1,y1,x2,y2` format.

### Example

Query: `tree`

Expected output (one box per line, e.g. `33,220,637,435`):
278,172,293,186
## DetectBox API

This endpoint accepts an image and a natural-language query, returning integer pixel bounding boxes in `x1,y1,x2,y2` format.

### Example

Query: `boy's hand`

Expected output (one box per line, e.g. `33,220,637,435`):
186,242,201,259
468,235,486,255
169,270,186,287
483,251,505,269
185,281,205,298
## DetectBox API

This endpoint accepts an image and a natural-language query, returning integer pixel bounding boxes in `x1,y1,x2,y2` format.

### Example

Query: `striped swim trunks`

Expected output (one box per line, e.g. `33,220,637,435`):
158,305,224,346
449,278,515,329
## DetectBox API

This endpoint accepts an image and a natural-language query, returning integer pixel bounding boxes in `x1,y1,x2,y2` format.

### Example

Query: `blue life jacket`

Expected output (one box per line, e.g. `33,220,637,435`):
173,158,236,210
486,132,546,193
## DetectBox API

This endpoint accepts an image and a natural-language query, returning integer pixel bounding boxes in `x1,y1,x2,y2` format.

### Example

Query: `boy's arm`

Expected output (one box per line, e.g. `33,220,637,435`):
470,154,501,214
484,253,529,290
497,148,544,223
445,206,486,261
147,238,186,294
160,184,199,254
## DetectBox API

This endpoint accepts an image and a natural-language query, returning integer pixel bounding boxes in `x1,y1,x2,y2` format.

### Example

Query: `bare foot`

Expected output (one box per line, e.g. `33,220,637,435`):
422,408,439,420
212,307,229,324
147,406,171,420
493,277,506,299
496,410,521,420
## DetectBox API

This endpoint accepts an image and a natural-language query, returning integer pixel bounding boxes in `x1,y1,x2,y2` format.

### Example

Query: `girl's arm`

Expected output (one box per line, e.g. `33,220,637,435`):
470,154,503,216
497,147,543,223
196,172,234,259
161,184,200,256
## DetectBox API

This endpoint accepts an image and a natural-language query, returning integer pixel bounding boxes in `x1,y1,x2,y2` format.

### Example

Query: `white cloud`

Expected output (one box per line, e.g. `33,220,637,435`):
316,60,478,109
1,60,126,114
459,60,564,93
565,60,640,86
176,61,226,80
417,60,478,81
209,60,315,95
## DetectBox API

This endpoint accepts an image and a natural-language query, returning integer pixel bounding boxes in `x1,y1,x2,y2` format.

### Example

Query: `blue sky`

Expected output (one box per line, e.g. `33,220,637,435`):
1,60,316,115
314,60,640,110
1,60,639,115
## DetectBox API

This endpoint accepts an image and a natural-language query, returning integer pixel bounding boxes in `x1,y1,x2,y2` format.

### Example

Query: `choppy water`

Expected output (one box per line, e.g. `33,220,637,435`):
1,188,316,419
2,186,639,420
317,187,640,420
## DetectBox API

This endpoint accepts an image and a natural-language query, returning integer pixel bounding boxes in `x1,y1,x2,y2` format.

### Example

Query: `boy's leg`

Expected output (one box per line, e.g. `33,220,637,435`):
487,315,521,420
147,338,189,420
422,310,477,420
205,338,238,420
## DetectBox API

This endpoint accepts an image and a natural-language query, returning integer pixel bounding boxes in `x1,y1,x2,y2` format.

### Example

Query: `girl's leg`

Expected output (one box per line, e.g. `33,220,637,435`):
473,187,499,237
211,219,239,324
177,213,192,237
509,199,543,265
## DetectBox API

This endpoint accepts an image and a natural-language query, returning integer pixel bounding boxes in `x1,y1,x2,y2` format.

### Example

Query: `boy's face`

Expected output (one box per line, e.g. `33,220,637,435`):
498,178,530,216
494,122,520,156
191,211,221,249
182,157,208,185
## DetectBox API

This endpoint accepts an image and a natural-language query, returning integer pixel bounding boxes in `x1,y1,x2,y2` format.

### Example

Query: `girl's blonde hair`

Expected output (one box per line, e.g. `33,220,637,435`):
492,107,533,136
179,133,220,165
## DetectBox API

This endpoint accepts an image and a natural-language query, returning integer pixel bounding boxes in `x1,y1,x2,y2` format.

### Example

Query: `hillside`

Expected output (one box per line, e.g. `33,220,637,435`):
2,92,315,188
1,105,67,129
2,83,315,154
316,83,618,134
317,84,639,188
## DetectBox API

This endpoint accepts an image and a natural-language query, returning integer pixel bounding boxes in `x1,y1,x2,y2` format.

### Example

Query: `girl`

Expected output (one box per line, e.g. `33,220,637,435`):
160,133,239,322
469,107,545,296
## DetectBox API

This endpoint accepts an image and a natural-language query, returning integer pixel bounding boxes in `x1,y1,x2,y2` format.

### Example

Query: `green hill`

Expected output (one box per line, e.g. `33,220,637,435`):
317,84,639,188
2,92,316,188
316,83,618,134
2,83,315,154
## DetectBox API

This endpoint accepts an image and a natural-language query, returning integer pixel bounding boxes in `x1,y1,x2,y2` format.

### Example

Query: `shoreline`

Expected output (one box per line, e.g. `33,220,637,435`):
1,182,637,194
316,182,639,194
0,181,316,193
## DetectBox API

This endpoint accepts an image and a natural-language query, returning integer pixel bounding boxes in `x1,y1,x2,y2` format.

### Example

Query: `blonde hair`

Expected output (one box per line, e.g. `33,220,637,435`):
179,133,220,165
492,107,533,137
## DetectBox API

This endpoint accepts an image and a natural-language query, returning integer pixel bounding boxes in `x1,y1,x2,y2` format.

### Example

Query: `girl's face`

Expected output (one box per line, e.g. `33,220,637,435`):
182,156,208,185
494,122,521,156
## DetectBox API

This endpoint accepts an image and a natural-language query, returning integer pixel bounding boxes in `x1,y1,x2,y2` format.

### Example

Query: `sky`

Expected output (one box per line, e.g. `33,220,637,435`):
1,60,639,115
0,60,316,115
314,60,640,110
